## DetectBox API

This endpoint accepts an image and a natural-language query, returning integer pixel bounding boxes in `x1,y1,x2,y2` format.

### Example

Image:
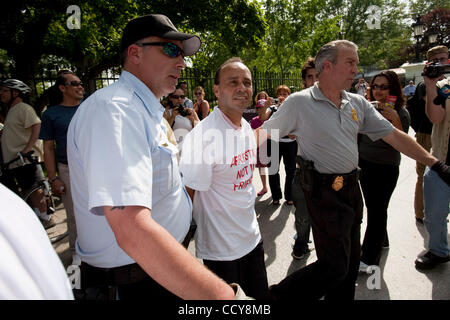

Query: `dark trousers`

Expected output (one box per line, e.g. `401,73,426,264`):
270,170,363,300
359,158,399,265
78,262,181,301
292,171,311,251
203,242,270,300
268,140,297,201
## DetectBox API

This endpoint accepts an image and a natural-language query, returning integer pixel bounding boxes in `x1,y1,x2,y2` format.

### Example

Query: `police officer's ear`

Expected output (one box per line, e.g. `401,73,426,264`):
127,44,143,66
323,60,333,73
214,84,220,100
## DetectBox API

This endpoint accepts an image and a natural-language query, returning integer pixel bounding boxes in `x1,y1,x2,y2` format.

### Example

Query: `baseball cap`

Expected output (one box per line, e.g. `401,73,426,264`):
121,14,201,56
256,99,267,108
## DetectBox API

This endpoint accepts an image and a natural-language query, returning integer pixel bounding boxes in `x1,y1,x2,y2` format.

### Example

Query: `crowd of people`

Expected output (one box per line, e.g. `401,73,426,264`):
0,13,449,300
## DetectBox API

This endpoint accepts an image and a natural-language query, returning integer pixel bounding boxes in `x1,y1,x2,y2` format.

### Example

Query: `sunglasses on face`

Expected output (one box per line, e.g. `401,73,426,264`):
135,42,184,58
430,58,448,64
195,92,203,95
371,84,390,91
171,95,185,99
65,81,83,87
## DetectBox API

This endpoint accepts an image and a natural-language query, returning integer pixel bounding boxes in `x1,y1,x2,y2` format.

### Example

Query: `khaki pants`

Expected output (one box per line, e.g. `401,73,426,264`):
414,132,432,219
58,163,77,253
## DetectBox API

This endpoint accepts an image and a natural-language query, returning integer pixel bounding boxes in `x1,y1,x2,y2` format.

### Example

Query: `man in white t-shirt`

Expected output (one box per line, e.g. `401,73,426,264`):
0,183,74,299
180,57,269,300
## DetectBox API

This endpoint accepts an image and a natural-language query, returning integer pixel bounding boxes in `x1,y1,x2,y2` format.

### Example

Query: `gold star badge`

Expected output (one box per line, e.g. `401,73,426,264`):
351,108,358,122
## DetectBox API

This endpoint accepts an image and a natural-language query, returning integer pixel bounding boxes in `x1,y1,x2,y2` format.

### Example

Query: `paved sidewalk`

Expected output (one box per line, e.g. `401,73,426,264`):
49,132,449,299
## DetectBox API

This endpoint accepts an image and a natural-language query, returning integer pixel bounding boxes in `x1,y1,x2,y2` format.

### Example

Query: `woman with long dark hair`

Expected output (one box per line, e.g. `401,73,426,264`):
358,71,410,271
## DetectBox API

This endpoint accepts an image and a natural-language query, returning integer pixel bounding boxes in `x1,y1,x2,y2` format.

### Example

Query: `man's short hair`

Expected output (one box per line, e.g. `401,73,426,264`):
427,45,449,61
176,81,188,89
276,85,290,95
49,70,75,105
301,57,316,81
315,40,358,75
214,57,245,85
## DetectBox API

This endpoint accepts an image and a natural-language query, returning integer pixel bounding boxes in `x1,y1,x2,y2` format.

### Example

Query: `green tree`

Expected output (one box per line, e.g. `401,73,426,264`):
0,0,265,100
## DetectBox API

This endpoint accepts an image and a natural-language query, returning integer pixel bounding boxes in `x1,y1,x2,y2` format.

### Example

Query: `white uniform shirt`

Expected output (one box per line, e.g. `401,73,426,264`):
67,71,192,268
180,108,261,261
0,183,73,299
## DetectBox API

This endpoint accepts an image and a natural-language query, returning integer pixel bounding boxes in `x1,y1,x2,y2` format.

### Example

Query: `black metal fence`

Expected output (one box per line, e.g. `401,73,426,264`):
1,66,303,120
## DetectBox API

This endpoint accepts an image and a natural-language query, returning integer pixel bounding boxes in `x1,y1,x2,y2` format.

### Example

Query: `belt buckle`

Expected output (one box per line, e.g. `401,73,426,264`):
332,176,344,191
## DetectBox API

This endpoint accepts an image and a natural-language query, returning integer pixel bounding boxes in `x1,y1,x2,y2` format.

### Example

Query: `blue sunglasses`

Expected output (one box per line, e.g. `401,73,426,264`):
135,42,184,58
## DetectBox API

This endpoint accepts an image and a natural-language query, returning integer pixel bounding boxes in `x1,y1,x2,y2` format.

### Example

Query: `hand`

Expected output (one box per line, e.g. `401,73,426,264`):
21,147,33,155
378,105,399,123
172,107,180,117
50,178,66,195
265,97,273,108
431,161,450,187
230,283,254,300
186,108,200,126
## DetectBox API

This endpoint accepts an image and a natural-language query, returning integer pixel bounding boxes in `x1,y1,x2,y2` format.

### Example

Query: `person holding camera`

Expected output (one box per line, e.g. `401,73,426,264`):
163,88,199,148
358,70,410,272
407,46,449,224
414,52,450,270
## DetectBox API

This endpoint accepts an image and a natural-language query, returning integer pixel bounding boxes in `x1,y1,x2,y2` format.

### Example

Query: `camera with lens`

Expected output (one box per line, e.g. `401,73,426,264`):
176,104,190,117
272,97,279,105
421,62,450,78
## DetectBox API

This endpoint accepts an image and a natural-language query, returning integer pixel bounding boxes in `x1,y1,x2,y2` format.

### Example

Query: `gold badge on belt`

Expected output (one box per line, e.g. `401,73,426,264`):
332,176,344,191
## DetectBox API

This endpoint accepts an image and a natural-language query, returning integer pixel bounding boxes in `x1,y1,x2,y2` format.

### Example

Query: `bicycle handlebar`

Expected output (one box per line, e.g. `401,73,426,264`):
3,151,37,169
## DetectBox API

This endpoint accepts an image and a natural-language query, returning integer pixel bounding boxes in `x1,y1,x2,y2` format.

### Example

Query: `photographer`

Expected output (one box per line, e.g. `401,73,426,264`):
164,88,199,148
406,45,449,223
414,51,450,270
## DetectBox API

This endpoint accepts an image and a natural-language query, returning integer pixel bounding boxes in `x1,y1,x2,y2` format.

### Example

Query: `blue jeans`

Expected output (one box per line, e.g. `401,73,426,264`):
423,167,450,257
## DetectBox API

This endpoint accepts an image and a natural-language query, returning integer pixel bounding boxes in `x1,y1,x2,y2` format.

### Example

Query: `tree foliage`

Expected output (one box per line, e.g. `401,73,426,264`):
0,0,265,96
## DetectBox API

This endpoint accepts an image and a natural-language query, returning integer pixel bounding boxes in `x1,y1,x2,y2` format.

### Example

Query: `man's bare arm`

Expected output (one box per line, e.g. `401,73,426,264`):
23,123,41,154
424,76,446,124
103,205,235,300
382,128,438,167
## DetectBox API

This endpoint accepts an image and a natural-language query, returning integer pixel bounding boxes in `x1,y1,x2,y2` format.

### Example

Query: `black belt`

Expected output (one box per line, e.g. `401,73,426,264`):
81,262,148,287
313,169,360,188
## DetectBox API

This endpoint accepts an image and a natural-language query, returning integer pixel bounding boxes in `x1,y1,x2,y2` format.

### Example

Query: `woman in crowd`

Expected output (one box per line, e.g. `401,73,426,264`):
358,70,410,271
193,86,210,120
268,85,297,205
250,91,272,196
163,88,199,149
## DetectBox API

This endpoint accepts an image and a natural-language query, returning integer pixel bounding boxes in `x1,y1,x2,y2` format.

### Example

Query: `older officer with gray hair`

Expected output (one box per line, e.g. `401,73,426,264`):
256,39,449,300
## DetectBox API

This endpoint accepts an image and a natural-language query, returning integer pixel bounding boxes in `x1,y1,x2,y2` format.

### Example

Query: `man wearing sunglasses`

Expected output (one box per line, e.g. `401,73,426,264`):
67,14,239,300
39,70,84,266
177,81,194,109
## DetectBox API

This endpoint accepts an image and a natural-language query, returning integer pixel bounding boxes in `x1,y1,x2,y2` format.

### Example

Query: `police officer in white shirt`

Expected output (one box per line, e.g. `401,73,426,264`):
67,14,240,300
